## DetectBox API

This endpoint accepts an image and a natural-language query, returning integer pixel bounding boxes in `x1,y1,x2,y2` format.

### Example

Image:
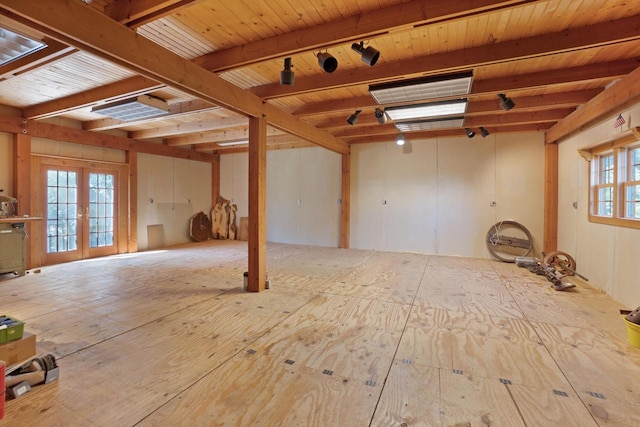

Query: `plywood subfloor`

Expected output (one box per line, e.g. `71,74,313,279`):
1,241,639,426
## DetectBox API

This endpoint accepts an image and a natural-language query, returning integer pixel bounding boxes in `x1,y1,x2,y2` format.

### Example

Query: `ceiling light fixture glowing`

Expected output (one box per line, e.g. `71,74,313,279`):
394,117,465,132
217,140,249,147
385,99,468,121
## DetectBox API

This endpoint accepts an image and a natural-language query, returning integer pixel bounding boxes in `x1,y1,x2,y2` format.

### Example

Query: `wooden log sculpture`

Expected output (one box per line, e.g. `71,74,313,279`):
228,204,237,240
211,196,230,239
189,211,211,242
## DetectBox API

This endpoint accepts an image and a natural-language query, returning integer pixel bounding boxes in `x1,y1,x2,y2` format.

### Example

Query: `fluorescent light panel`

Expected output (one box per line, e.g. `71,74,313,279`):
385,99,467,121
217,140,249,147
394,117,465,132
0,27,46,66
92,95,169,121
369,71,473,104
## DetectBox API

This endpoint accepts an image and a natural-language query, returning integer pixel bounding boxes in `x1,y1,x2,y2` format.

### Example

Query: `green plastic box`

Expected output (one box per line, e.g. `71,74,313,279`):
0,315,24,344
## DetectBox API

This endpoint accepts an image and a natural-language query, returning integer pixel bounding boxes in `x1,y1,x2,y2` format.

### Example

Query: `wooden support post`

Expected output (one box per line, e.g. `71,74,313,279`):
13,133,32,267
211,153,220,202
126,150,138,253
13,133,31,216
340,150,350,249
248,116,267,292
543,142,558,253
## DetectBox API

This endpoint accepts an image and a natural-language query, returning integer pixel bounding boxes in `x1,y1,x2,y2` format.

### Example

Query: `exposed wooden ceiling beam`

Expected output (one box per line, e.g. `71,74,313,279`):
252,15,640,99
465,90,602,114
0,114,217,162
329,108,572,139
131,88,599,142
474,59,639,93
166,126,285,146
346,123,553,144
546,65,640,144
195,0,534,72
293,60,636,117
195,134,315,153
129,114,246,139
23,75,164,119
303,90,602,126
105,0,204,28
1,0,348,155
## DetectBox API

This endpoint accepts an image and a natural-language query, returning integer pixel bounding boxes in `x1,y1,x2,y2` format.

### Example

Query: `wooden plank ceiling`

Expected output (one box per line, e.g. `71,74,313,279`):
0,0,639,155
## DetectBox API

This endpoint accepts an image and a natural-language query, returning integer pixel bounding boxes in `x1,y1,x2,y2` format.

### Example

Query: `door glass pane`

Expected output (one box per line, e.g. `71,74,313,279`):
88,172,115,248
46,170,79,253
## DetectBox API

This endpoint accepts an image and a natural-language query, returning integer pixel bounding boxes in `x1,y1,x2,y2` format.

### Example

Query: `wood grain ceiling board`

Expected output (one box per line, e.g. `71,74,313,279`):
0,0,638,152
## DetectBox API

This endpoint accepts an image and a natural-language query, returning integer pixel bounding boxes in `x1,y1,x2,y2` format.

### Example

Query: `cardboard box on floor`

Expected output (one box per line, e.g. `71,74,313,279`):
0,332,36,367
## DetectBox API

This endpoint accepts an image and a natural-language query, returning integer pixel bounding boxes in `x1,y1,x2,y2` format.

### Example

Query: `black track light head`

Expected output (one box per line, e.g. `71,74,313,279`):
317,52,338,73
480,127,490,137
498,93,515,111
280,57,294,85
351,41,380,66
375,108,387,124
346,110,362,125
465,128,476,138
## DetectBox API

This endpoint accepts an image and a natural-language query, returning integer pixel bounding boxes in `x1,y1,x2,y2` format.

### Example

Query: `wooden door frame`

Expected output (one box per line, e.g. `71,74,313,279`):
30,155,130,266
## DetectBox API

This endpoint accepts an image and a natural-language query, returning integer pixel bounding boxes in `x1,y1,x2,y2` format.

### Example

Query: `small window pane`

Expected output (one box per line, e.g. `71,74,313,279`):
598,187,613,216
601,155,614,184
626,185,640,219
632,148,640,181
47,171,57,186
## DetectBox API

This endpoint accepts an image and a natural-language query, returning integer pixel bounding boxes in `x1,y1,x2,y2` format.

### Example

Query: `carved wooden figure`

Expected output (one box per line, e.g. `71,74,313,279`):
228,204,237,240
211,196,230,239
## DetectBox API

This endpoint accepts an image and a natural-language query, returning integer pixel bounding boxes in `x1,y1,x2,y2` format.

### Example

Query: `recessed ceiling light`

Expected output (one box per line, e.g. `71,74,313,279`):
92,95,169,121
369,71,473,104
385,99,467,121
217,140,249,146
394,117,465,132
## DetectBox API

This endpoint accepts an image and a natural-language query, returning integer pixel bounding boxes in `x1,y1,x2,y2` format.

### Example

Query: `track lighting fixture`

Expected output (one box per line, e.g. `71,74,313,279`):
374,108,387,124
480,127,490,137
396,133,405,146
316,51,338,73
465,128,475,138
498,93,515,111
351,41,380,66
280,57,294,85
346,110,362,125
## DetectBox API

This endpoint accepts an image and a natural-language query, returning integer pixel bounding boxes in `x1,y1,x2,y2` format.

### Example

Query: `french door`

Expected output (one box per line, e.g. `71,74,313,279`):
43,166,119,264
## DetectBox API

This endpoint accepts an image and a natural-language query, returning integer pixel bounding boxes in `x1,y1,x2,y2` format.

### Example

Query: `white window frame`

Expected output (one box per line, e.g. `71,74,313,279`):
587,131,640,229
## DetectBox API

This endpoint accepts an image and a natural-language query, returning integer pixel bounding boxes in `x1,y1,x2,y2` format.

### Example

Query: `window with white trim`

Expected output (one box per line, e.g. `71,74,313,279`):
593,153,614,217
588,131,640,229
623,146,640,219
